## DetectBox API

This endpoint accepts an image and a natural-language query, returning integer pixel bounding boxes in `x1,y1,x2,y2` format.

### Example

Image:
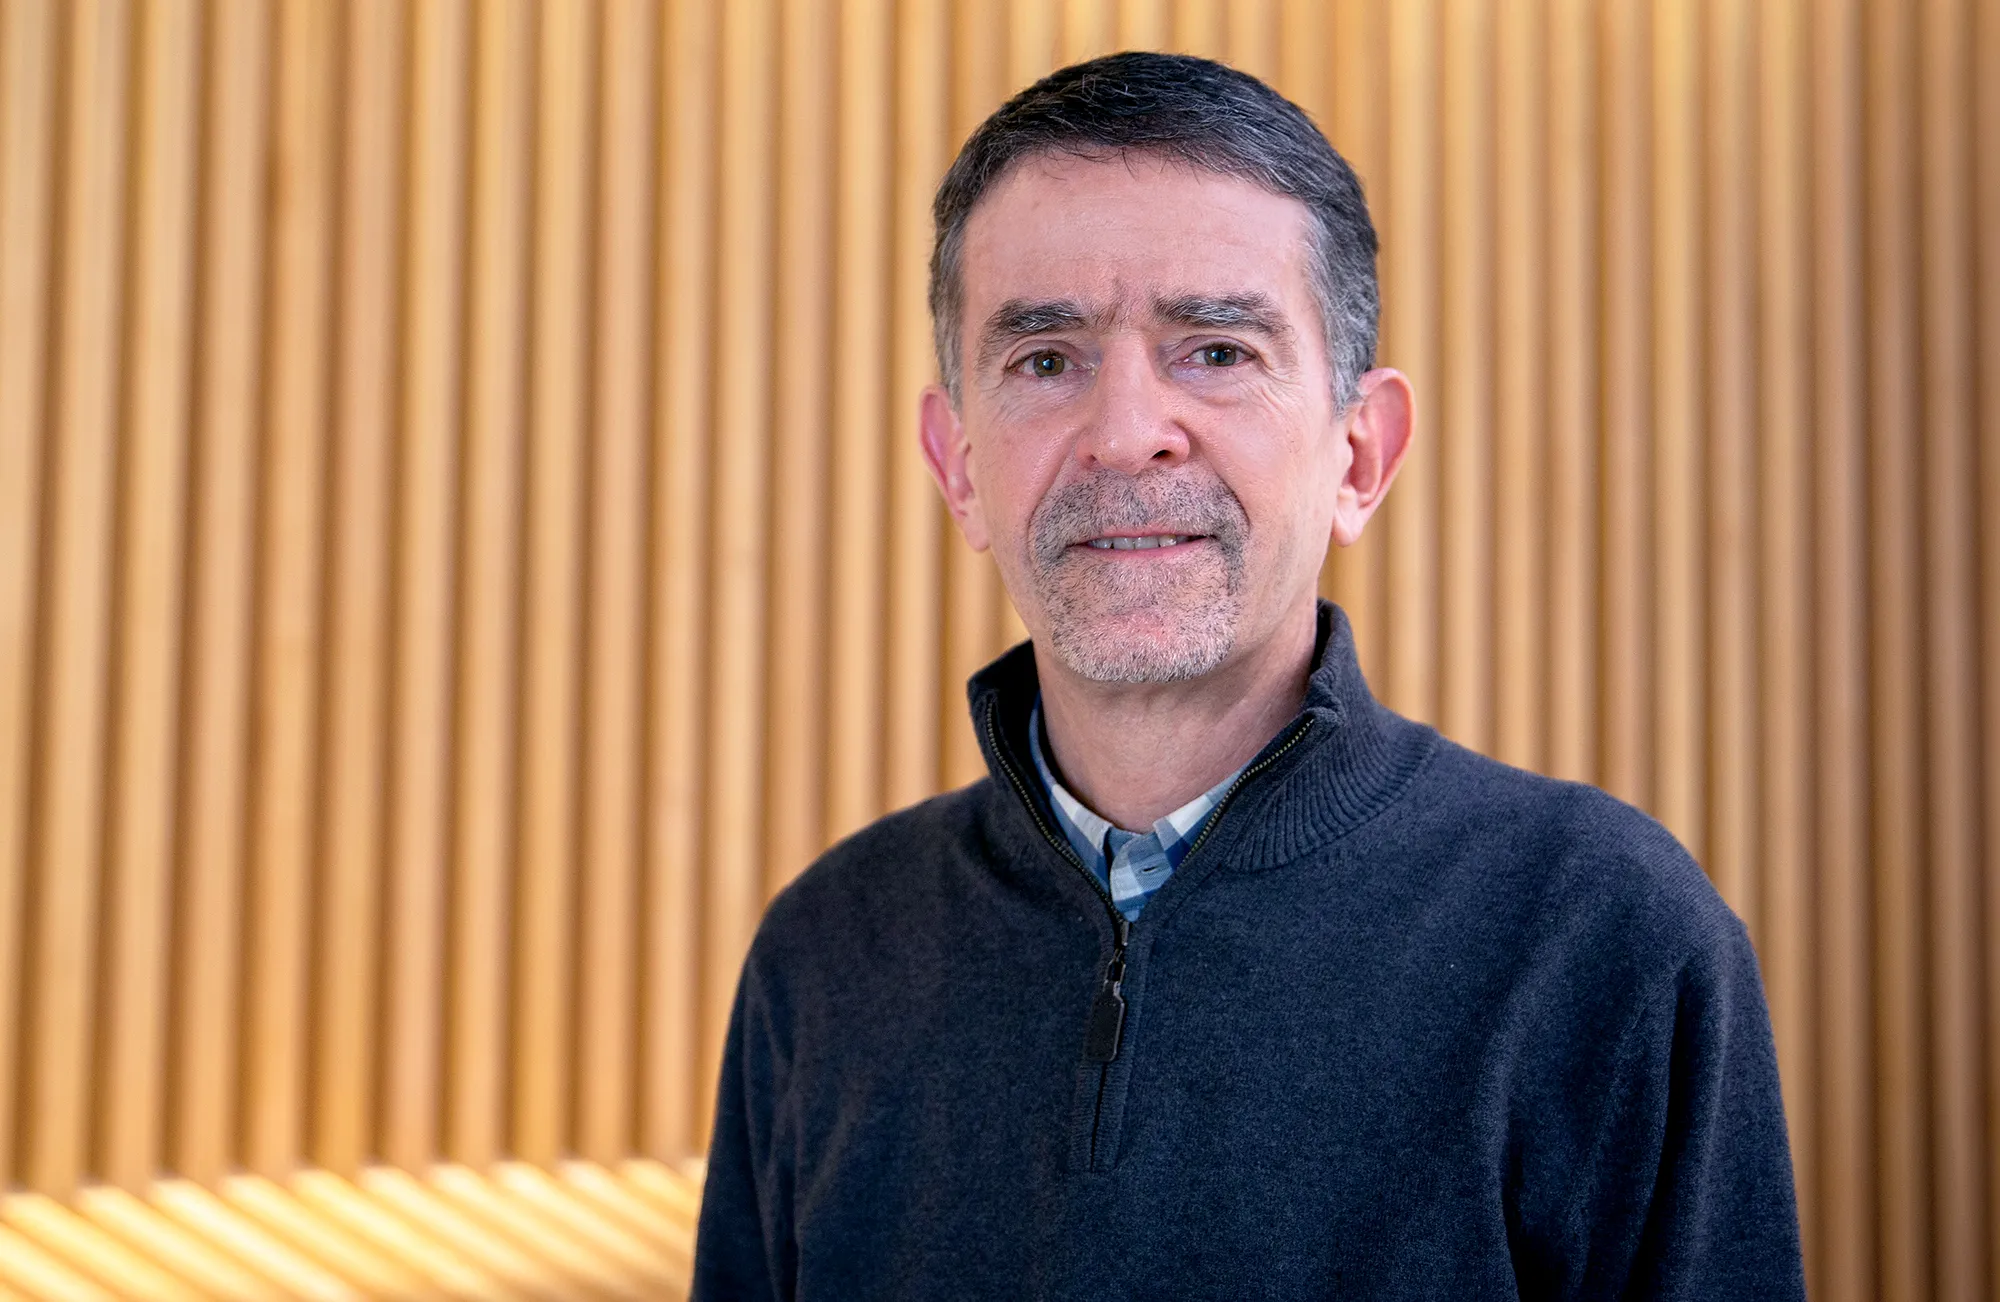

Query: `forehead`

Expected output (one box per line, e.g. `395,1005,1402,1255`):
958,152,1317,321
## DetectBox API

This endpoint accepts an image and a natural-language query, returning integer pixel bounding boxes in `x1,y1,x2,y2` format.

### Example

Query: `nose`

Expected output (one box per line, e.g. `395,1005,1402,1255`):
1074,342,1189,474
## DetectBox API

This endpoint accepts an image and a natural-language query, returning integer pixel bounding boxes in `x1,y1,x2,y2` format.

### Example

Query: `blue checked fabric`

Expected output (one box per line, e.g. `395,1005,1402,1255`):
1028,699,1245,922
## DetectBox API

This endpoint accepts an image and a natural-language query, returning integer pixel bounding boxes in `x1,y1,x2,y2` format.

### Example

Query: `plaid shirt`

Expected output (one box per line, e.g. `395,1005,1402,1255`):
1028,699,1244,922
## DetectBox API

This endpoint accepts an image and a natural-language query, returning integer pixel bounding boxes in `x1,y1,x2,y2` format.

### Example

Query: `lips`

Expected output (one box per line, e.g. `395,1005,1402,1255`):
1030,469,1247,577
1081,534,1203,551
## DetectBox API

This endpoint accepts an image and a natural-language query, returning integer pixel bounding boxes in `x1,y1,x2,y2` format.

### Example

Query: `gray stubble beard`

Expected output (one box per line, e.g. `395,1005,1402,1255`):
1027,470,1251,684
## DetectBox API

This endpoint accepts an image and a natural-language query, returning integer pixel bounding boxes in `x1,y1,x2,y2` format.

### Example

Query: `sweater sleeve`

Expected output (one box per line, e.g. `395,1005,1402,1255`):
692,972,790,1302
1564,920,1806,1301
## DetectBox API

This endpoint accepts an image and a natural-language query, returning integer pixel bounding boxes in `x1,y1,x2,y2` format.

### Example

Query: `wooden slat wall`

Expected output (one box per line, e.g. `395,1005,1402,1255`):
0,2,1994,1297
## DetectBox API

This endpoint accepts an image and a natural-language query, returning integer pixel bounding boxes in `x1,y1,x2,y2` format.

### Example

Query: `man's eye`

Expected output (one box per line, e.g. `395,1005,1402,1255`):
1199,344,1241,367
1025,352,1069,377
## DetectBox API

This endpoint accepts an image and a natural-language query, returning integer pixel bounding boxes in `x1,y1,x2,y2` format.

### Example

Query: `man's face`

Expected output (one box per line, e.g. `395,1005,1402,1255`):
942,152,1352,684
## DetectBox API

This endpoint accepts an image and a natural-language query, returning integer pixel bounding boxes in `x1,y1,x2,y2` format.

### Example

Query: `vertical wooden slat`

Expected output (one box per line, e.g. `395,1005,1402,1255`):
1863,0,1931,1293
1810,2,1876,1292
1012,0,1058,86
244,0,337,1179
1116,0,1168,51
1977,0,2000,1267
99,0,199,1192
1596,0,1650,808
824,0,892,843
26,0,130,1199
514,0,595,1165
382,0,468,1174
1171,0,1222,57
1276,0,1326,125
1061,0,1113,64
576,0,656,1164
642,0,717,1161
1541,0,1594,786
1650,0,1702,862
766,0,840,864
1490,0,1544,773
1436,0,1492,754
314,0,405,1177
446,0,530,1170
940,0,1009,792
697,0,777,1142
1321,0,1387,681
0,0,59,1191
1378,0,1438,724
171,0,268,1187
1224,0,1279,82
1916,0,1986,1293
1755,0,1818,1280
1702,0,1755,925
884,0,946,809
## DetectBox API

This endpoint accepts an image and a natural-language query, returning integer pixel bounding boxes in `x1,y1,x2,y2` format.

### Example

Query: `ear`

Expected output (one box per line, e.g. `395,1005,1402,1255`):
919,384,991,552
1329,367,1415,548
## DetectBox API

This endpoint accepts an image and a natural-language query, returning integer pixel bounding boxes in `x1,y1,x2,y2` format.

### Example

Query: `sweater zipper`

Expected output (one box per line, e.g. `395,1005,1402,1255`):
984,699,1133,1170
1071,713,1320,1064
1173,713,1317,864
984,696,1321,1055
983,697,1316,1165
983,704,1129,1047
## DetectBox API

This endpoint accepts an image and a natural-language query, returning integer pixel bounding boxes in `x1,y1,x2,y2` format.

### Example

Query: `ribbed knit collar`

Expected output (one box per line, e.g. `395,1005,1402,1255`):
967,600,1434,878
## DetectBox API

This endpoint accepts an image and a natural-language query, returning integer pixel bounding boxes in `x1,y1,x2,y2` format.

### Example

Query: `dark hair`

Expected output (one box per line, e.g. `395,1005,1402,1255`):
929,51,1379,407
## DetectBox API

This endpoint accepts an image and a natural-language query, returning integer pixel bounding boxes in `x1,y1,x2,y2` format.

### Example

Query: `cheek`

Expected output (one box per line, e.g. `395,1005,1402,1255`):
965,422,1069,554
1217,396,1333,535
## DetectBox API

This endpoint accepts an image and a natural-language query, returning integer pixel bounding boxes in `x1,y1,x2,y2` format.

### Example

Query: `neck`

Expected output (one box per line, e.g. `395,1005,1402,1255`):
1034,595,1318,829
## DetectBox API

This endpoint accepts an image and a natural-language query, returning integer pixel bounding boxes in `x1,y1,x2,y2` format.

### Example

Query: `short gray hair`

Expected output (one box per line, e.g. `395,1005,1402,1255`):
929,51,1379,408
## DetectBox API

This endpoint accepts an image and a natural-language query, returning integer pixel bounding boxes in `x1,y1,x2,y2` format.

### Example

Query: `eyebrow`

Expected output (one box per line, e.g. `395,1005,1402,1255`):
973,290,1299,373
1151,292,1296,347
975,297,1103,371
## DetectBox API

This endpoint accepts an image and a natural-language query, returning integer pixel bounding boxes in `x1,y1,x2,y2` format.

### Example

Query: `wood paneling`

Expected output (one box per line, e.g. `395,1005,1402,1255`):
99,0,197,1193
242,0,335,1181
1755,0,1815,1268
699,0,776,1143
1809,3,1876,1293
1864,0,1932,1294
29,0,131,1199
1380,0,1439,725
448,0,532,1173
1977,0,2000,1274
644,0,719,1162
576,0,655,1167
0,0,56,1201
0,3,1993,1295
381,0,468,1175
512,0,593,1167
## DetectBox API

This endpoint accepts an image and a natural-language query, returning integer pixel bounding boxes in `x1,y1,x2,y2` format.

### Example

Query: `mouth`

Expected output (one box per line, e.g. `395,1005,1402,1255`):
1078,533,1208,552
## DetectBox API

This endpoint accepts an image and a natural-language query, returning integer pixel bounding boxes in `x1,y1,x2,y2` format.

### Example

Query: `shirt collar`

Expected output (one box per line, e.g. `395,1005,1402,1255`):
1026,696,1245,870
972,602,1434,875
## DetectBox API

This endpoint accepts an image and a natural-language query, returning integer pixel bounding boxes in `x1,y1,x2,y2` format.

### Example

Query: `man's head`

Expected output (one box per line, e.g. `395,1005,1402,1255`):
931,52,1380,411
920,53,1413,686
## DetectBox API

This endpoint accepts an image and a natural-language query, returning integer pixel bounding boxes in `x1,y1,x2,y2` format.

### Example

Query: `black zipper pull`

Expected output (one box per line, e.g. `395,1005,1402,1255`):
1083,917,1131,1063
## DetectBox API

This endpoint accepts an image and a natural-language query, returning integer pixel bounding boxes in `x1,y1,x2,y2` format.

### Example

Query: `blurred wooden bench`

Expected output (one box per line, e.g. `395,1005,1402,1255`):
0,1158,702,1301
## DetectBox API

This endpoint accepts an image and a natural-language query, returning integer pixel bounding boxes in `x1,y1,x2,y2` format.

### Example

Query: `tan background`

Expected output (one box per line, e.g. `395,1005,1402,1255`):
1,1,1997,1299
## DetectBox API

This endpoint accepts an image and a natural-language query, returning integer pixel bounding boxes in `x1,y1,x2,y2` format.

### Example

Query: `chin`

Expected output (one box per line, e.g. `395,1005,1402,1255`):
1044,594,1241,684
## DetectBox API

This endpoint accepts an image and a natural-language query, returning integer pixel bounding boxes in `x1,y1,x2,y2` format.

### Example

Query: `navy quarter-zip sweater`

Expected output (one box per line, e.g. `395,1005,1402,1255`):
694,603,1805,1300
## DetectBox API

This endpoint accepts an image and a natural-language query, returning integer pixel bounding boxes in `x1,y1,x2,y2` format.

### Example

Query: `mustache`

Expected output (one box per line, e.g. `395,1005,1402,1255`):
1029,470,1250,569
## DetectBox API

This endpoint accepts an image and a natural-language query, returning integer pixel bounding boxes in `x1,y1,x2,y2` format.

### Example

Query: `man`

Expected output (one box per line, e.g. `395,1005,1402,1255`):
695,52,1803,1300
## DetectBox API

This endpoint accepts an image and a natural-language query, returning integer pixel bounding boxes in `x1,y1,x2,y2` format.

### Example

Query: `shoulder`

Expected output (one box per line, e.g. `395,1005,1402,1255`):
1396,736,1745,981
